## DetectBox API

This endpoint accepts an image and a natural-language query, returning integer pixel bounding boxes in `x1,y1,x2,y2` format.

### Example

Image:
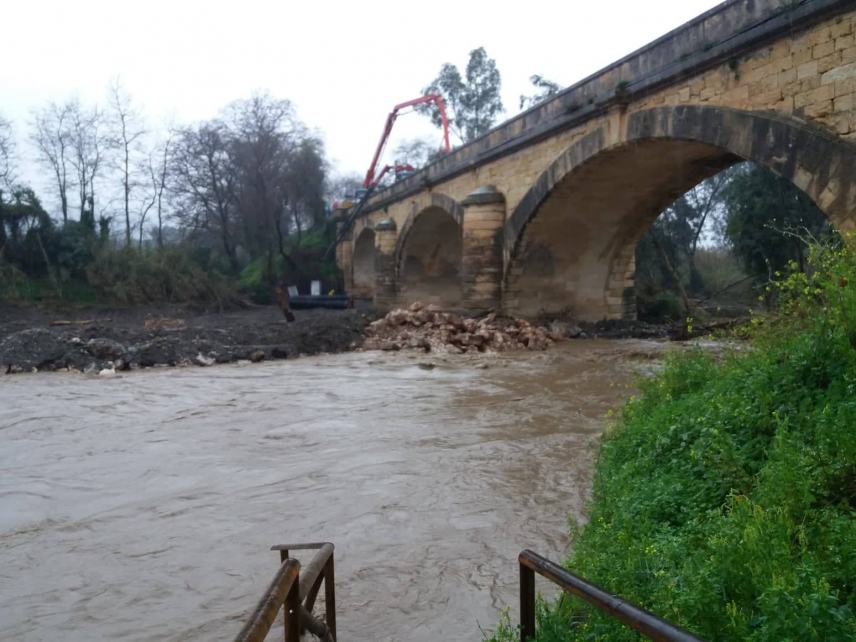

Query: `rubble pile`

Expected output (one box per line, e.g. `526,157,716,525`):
362,302,563,353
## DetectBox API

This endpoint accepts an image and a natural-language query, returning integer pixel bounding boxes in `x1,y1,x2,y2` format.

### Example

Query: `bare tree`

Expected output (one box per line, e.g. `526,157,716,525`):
136,187,156,248
170,122,240,272
31,101,73,222
148,131,173,248
67,100,105,221
108,79,146,246
224,94,326,280
0,114,14,188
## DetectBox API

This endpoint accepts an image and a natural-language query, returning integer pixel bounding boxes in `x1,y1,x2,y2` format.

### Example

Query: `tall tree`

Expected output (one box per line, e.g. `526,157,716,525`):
393,138,445,172
723,162,833,281
170,121,240,272
635,171,729,316
280,136,326,244
419,46,503,143
108,79,147,247
225,93,296,261
67,100,105,222
519,74,561,110
31,102,73,222
148,131,173,248
0,114,14,188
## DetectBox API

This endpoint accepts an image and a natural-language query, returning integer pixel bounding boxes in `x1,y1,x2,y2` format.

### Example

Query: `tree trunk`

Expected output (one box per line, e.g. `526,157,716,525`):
651,232,692,317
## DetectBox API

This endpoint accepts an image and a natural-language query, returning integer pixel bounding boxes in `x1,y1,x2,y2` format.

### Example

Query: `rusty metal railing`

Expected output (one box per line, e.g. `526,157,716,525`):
518,549,703,642
234,542,337,642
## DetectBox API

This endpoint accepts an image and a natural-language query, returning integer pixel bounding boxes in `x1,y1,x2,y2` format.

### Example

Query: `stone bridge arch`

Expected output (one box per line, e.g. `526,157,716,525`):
395,194,464,306
504,105,856,319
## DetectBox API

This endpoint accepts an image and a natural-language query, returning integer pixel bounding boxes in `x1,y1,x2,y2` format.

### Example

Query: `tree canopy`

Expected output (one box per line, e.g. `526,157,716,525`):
419,46,503,144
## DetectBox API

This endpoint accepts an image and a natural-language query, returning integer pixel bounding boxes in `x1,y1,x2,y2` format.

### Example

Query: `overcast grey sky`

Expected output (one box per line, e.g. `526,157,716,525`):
2,0,722,188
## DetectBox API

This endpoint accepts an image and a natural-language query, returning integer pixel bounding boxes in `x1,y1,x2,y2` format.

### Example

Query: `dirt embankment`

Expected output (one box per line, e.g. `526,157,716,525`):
0,299,727,375
0,302,380,374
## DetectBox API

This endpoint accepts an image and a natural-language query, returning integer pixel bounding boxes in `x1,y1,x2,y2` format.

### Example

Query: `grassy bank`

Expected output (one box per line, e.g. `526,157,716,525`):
491,242,856,641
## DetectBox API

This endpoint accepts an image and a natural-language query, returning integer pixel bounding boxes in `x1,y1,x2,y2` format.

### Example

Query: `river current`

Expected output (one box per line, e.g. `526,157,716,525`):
0,339,665,641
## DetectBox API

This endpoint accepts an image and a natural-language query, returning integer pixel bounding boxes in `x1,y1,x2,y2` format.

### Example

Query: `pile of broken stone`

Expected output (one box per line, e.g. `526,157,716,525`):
362,302,563,353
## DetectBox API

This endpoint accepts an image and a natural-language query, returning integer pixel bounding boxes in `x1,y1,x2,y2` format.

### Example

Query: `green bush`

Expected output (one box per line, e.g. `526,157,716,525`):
239,254,281,304
637,290,683,322
87,246,238,307
487,239,856,641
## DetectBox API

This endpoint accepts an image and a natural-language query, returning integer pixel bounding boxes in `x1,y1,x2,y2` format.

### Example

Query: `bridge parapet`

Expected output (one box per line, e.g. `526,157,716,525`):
361,0,851,216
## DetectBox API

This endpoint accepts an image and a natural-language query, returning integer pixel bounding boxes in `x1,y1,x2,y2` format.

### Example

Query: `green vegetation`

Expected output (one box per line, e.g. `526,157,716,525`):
488,239,856,641
419,46,503,144
1,92,338,308
635,162,834,322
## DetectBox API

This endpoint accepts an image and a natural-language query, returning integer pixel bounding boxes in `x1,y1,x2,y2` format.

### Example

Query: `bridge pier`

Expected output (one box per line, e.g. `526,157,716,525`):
333,207,354,293
373,218,398,308
461,186,506,312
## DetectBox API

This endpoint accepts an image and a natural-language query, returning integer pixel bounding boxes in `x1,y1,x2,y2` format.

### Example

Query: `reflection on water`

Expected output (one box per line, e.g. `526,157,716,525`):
0,340,666,641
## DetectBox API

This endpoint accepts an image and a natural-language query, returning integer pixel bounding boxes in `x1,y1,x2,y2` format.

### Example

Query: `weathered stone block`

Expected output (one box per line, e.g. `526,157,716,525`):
798,60,819,79
814,41,836,59
779,64,798,84
792,48,813,67
836,34,855,51
822,61,856,85
796,84,835,108
803,100,834,118
831,19,853,39
834,93,854,112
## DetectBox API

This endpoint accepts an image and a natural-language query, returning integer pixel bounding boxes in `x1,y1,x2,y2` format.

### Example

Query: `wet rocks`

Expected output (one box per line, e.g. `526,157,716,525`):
362,302,562,354
86,337,126,361
0,328,91,373
193,353,217,367
136,337,181,368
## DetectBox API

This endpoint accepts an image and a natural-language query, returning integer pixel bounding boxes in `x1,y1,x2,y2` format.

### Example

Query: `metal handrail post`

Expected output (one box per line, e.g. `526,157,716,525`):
520,561,536,642
285,573,300,642
324,555,337,640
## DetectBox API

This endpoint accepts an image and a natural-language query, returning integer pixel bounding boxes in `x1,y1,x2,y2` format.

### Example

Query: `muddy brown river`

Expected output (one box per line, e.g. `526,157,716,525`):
0,340,666,641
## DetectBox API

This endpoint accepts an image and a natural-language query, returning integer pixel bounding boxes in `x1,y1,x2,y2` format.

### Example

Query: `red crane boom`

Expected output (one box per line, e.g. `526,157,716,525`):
363,94,451,189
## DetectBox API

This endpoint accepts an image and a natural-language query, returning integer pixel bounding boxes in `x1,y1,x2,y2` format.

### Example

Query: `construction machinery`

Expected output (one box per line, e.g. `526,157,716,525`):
325,95,451,260
362,94,451,190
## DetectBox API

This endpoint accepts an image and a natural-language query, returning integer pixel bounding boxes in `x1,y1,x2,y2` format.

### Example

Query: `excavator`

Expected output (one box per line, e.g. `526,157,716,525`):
325,94,451,259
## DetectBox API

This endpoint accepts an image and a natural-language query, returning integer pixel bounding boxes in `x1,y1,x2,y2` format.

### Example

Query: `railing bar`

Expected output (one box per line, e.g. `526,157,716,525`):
519,550,703,642
233,559,300,642
297,543,335,601
271,542,329,551
304,568,326,614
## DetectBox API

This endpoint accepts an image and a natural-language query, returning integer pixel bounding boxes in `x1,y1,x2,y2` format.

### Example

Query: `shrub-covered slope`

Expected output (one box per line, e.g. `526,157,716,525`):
493,243,856,641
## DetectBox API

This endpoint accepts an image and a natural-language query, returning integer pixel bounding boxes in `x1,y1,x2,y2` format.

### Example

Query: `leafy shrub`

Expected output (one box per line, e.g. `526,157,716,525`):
486,238,856,641
239,254,281,304
87,246,238,307
637,290,683,322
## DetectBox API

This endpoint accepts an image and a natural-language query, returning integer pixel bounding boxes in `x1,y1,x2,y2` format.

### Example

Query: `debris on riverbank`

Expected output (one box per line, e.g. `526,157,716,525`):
362,302,563,353
0,302,379,374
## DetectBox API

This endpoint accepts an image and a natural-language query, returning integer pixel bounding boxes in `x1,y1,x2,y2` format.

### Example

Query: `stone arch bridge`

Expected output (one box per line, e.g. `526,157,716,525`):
335,0,856,320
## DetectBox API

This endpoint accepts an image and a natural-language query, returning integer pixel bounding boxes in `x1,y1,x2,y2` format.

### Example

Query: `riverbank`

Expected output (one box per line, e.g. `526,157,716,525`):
0,300,739,375
0,302,379,374
489,243,856,641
